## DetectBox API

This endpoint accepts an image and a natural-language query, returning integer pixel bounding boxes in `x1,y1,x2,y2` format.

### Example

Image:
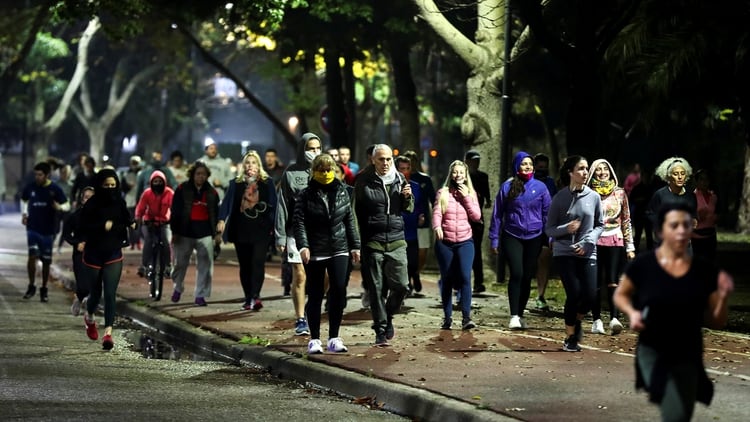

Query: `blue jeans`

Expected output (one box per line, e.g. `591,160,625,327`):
434,239,474,321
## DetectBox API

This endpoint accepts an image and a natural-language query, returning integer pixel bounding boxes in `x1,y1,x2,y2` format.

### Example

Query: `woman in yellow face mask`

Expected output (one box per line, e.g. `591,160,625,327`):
293,153,361,355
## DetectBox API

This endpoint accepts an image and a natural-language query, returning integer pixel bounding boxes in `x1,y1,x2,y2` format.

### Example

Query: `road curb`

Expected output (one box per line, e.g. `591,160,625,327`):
117,300,518,422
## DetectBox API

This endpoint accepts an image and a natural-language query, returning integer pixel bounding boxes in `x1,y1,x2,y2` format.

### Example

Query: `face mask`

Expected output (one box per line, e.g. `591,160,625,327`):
304,150,320,163
152,183,165,194
517,171,532,182
312,170,335,185
313,170,336,185
103,187,119,201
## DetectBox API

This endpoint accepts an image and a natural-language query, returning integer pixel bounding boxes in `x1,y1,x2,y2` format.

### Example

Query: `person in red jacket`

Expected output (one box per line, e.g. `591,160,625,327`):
135,171,174,283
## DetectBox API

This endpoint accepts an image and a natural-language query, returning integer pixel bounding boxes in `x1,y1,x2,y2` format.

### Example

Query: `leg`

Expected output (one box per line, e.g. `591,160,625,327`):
249,238,268,300
535,241,551,304
101,260,123,331
470,221,485,292
434,240,455,321
363,249,387,335
383,246,409,326
291,263,307,318
171,236,194,294
325,256,349,339
555,257,582,331
193,236,214,298
502,233,525,317
456,240,475,322
304,260,327,340
519,235,543,318
235,242,253,300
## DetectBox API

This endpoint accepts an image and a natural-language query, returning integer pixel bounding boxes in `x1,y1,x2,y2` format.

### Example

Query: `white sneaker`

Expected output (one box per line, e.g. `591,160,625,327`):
509,315,523,330
307,339,323,354
327,337,348,353
592,319,605,334
70,297,81,316
610,318,623,335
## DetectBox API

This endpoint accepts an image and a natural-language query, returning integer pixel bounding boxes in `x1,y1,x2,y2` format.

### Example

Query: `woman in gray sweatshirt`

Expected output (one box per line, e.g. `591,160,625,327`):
545,156,604,352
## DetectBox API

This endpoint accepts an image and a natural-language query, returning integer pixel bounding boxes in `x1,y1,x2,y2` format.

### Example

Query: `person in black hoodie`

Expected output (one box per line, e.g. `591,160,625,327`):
79,168,135,350
62,186,95,316
294,154,361,354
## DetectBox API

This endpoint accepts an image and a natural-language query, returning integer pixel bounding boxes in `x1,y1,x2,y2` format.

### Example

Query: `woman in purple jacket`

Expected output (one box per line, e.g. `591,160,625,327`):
489,151,551,330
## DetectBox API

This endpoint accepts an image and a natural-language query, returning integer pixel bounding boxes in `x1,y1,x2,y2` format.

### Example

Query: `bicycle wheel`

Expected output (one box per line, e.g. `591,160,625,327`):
153,238,164,301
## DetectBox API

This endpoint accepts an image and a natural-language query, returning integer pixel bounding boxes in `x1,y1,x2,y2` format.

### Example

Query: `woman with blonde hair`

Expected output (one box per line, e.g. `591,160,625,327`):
217,150,277,310
646,157,697,246
433,160,482,330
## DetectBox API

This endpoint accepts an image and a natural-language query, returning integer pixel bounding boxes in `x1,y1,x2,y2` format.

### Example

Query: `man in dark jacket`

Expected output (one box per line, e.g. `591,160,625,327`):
354,144,414,346
169,161,219,306
465,150,491,293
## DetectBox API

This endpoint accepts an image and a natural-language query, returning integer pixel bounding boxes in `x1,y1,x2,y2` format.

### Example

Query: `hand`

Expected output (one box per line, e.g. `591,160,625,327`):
434,227,443,241
277,244,286,253
351,250,361,264
300,248,310,264
401,183,412,197
567,219,581,234
418,214,425,226
216,221,225,234
52,201,62,211
628,309,645,332
627,251,635,260
77,242,85,253
21,214,28,226
572,243,585,256
456,183,469,198
717,271,735,299
104,220,113,232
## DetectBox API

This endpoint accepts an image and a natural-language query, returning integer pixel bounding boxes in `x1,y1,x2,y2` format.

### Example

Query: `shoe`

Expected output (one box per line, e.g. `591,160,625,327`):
137,266,146,278
194,297,207,306
563,335,581,352
385,320,395,340
102,334,114,351
473,284,486,294
535,297,549,310
374,333,389,347
253,298,263,311
241,302,254,311
40,287,48,303
610,318,623,335
171,291,181,303
23,284,36,299
413,278,422,293
84,315,98,340
361,291,370,309
327,337,348,353
81,296,89,313
307,339,323,354
294,318,310,336
574,319,583,342
163,266,172,279
70,297,81,316
509,315,523,330
592,319,605,334
462,318,476,330
441,318,452,330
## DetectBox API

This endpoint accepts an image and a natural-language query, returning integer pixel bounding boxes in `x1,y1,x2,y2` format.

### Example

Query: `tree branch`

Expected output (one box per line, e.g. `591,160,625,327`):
414,0,484,70
102,64,160,127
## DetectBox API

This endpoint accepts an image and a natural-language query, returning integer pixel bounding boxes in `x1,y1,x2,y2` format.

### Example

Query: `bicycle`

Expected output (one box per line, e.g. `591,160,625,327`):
143,221,169,301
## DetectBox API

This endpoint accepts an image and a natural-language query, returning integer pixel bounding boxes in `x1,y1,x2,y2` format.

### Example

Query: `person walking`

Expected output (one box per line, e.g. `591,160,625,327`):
545,155,604,352
263,148,285,188
402,150,436,294
691,169,718,263
20,161,70,302
488,151,551,330
614,202,733,421
647,157,697,246
200,142,233,202
586,158,635,335
433,159,482,330
78,169,135,350
464,150,491,294
120,155,142,250
395,155,426,295
275,132,322,335
169,161,220,306
134,170,175,291
62,186,95,316
294,154,360,354
354,144,413,346
532,153,558,310
167,150,189,185
217,150,277,310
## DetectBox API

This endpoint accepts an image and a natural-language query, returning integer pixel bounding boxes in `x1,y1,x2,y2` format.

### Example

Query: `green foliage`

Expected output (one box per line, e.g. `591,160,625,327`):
238,335,271,346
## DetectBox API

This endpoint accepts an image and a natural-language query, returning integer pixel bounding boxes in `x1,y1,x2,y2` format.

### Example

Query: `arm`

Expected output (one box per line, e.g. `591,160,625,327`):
613,274,645,332
545,196,571,238
292,190,309,263
620,191,636,257
705,270,734,329
432,189,444,241
462,190,482,223
274,178,290,248
487,188,504,250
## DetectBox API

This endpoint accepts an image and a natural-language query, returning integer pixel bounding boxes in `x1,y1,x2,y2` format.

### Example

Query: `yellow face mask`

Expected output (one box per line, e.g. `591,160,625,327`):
312,170,335,185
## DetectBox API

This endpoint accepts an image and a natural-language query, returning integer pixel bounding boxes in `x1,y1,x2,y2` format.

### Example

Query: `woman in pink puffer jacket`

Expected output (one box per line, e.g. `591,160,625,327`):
433,160,482,330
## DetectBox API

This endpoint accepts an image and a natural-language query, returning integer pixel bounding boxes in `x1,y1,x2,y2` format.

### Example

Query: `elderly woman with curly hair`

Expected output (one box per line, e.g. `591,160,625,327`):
646,157,697,247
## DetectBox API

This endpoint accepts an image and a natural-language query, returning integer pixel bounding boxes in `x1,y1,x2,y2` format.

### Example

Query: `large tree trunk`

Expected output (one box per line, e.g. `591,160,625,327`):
324,48,348,147
388,38,420,153
737,145,750,234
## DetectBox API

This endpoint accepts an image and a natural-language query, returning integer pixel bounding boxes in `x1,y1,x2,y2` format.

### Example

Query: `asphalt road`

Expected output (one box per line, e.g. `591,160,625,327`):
0,218,405,421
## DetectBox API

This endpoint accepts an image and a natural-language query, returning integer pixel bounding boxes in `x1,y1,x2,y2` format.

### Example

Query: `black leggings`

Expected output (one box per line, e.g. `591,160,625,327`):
235,239,269,300
592,246,624,320
501,233,542,317
72,251,89,302
82,260,123,327
555,256,597,327
305,255,349,340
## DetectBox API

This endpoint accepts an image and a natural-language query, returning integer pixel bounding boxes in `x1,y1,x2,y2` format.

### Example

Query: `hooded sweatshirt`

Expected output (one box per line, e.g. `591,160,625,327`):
274,132,320,247
585,159,635,252
545,184,604,259
135,170,174,224
488,151,551,248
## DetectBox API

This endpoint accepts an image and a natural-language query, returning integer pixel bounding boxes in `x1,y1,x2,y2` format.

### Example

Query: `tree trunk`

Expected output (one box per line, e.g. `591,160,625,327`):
737,145,750,234
324,48,348,146
388,38,420,153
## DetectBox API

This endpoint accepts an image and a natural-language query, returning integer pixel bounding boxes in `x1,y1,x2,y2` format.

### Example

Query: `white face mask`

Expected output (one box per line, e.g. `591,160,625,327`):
304,150,320,163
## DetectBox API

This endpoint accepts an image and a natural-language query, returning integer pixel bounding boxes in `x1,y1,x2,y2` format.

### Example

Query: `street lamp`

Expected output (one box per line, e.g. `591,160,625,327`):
288,116,299,136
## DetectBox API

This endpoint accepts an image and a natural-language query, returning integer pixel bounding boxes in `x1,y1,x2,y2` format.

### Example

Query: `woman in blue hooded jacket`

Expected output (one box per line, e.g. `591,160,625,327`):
488,151,551,330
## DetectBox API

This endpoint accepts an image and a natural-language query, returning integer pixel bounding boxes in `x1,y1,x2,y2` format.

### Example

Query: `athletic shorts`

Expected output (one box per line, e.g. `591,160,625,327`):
417,228,432,249
27,230,53,263
286,237,302,264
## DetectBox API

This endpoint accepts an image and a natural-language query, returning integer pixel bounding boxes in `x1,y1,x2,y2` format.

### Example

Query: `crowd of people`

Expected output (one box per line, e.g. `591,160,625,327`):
18,138,734,417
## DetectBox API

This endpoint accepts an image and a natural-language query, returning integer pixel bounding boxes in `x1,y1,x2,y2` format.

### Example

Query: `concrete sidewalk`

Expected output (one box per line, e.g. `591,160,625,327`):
48,241,750,421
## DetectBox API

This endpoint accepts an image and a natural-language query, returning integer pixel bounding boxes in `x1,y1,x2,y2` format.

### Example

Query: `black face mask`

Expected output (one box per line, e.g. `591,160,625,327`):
535,169,549,179
102,187,120,202
152,184,165,194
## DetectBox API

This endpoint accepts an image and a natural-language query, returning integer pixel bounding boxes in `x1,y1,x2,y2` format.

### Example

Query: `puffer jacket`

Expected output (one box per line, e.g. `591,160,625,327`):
293,179,360,257
432,187,481,243
353,169,414,245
